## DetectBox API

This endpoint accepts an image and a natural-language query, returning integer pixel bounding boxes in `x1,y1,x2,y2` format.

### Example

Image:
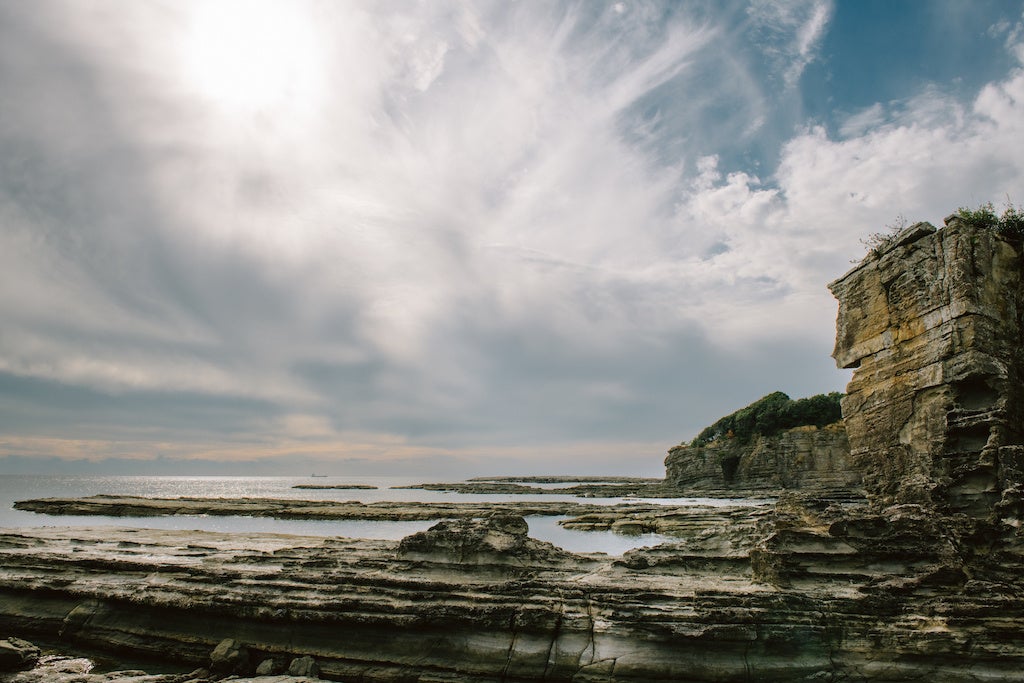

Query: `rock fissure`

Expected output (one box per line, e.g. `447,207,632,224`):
539,597,564,681
500,608,521,682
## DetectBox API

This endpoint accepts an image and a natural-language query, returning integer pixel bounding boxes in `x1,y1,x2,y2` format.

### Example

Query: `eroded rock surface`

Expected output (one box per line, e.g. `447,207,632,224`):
664,422,857,495
397,514,572,565
11,495,771,538
829,217,1024,511
0,638,39,672
12,496,599,521
0,654,320,683
2,500,1023,683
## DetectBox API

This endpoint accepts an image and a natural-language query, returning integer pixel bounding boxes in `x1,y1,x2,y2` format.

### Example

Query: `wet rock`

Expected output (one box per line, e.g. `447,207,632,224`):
286,655,318,678
254,658,282,675
209,638,249,675
0,637,40,672
396,514,571,565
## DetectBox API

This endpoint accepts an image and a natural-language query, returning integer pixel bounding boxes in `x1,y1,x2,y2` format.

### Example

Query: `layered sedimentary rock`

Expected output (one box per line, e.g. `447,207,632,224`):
12,496,604,521
3,211,1024,682
0,519,815,683
829,217,1024,511
10,496,771,537
3,503,1024,682
663,423,857,494
3,651,321,683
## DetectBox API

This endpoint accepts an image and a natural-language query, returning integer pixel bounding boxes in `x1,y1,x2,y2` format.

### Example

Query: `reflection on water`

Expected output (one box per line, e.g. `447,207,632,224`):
525,515,674,554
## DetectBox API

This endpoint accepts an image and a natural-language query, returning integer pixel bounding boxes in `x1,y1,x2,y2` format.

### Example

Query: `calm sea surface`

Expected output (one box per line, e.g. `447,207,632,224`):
0,475,766,555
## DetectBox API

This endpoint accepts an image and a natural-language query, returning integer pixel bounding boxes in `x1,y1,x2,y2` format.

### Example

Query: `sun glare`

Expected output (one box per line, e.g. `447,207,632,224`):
180,0,325,116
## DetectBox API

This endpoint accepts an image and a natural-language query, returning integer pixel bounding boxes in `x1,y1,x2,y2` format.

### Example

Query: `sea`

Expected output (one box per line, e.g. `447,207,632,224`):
0,475,768,555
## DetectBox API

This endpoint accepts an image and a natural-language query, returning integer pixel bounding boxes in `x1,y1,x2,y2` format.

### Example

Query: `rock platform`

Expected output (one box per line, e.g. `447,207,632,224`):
2,498,1023,682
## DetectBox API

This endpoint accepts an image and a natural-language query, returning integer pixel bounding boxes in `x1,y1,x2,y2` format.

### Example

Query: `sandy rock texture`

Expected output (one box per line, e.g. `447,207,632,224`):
2,497,1023,682
664,422,857,495
830,217,1024,511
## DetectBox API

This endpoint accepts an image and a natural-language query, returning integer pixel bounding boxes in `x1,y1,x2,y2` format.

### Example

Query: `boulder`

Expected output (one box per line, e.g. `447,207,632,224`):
209,638,249,675
0,637,40,672
396,514,570,565
254,657,283,675
287,655,319,678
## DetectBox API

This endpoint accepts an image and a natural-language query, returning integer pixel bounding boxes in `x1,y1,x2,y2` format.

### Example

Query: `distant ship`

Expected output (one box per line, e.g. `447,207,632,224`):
310,474,327,478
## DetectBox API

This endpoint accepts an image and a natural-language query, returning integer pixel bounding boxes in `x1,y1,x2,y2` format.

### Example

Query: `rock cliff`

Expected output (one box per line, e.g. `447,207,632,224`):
664,422,857,494
829,216,1024,512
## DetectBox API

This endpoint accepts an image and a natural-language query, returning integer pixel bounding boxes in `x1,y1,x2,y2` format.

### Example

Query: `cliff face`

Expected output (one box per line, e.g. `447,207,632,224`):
664,423,857,493
829,218,1024,512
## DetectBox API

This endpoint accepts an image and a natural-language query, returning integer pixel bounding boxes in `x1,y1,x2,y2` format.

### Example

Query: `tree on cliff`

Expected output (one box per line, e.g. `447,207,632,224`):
690,391,843,447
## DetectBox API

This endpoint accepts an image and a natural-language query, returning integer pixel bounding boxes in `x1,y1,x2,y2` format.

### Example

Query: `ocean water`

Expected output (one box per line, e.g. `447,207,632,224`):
0,475,766,555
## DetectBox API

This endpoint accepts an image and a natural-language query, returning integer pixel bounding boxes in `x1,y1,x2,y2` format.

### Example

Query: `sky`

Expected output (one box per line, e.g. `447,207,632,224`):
1,0,1024,477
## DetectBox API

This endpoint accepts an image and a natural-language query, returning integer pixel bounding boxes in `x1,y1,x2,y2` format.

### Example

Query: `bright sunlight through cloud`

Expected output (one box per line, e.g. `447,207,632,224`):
179,0,326,116
2,1,1024,475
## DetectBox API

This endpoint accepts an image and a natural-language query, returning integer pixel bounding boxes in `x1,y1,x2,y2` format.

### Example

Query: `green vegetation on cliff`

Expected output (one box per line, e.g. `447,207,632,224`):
690,391,843,447
861,202,1024,259
954,202,1024,241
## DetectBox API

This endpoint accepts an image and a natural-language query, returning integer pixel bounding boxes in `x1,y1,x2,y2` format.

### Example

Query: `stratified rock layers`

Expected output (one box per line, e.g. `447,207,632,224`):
3,215,1024,682
0,525,830,683
4,521,1024,683
829,218,1024,511
664,423,857,494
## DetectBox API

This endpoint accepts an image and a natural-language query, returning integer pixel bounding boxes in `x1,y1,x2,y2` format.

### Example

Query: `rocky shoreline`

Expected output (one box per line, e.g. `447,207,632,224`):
10,495,774,537
3,495,1022,682
1,635,324,682
2,215,1024,680
393,481,685,498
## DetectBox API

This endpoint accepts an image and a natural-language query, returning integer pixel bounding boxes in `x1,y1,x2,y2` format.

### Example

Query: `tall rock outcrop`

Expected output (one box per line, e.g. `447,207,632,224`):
829,217,1024,513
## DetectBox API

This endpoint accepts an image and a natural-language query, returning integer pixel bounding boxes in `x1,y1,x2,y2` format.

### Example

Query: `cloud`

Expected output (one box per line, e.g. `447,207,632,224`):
1,1,1023,473
746,0,833,87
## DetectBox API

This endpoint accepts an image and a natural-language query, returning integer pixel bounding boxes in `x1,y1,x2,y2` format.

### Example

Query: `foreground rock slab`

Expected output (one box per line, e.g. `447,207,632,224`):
0,654,320,683
0,638,39,672
1,505,1023,682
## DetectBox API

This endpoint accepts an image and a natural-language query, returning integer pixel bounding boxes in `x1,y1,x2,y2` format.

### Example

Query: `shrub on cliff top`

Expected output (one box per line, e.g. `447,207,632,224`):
860,203,1024,259
860,214,907,258
954,201,1024,241
690,391,843,447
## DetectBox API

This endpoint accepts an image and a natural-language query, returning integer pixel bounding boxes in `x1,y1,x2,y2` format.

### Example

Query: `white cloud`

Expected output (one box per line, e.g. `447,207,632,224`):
747,0,833,87
2,1,1024,468
838,103,886,138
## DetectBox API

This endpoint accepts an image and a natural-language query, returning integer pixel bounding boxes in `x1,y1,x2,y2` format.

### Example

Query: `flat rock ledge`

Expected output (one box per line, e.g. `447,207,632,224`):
1,651,322,683
2,497,1023,682
10,495,771,537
